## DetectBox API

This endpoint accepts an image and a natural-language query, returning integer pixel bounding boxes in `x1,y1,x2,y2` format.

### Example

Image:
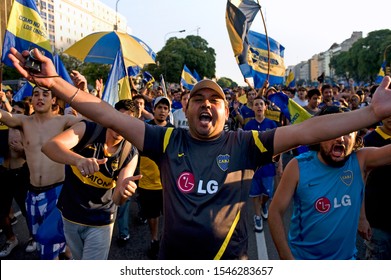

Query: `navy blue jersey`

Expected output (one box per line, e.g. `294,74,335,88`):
57,121,137,226
364,127,391,233
143,125,275,259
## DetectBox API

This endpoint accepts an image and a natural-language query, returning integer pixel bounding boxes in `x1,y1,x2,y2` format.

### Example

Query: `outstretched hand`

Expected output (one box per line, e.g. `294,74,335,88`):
8,47,59,89
370,76,391,121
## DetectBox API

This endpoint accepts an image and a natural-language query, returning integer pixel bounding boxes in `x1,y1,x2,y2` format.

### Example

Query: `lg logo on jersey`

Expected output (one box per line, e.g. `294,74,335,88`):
314,195,352,213
177,172,218,194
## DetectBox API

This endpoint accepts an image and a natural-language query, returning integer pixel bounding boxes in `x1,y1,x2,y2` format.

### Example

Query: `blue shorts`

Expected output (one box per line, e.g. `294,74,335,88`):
249,176,275,198
25,182,66,259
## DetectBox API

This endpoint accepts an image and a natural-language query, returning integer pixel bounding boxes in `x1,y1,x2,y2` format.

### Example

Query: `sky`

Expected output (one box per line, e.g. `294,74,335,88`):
100,0,391,86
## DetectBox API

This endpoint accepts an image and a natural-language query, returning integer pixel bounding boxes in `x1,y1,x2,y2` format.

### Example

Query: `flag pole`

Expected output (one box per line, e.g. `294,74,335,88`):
257,0,270,83
0,63,3,88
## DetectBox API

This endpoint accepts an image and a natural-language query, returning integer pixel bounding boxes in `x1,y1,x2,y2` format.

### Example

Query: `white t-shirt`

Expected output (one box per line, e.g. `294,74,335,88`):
172,109,188,129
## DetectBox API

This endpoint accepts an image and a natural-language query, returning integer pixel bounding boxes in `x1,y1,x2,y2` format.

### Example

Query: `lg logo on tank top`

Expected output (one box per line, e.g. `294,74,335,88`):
314,195,352,213
177,172,218,194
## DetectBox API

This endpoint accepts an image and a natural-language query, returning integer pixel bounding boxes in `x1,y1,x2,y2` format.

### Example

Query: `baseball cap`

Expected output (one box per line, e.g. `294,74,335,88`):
266,86,277,94
153,96,171,109
189,79,226,101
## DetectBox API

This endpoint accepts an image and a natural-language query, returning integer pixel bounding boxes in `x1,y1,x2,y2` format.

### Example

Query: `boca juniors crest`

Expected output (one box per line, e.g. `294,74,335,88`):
216,154,230,172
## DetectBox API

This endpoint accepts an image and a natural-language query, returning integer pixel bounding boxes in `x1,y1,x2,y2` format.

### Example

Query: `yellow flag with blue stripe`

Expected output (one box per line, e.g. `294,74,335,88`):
102,49,131,106
268,91,311,124
285,69,295,88
1,0,53,66
375,60,386,84
181,65,198,90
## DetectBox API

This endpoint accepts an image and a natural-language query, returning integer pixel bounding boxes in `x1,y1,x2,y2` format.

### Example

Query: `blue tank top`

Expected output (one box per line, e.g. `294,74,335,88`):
289,151,364,259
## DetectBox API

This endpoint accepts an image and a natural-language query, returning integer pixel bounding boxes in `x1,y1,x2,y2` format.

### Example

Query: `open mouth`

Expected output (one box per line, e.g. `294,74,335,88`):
199,112,212,125
331,144,345,157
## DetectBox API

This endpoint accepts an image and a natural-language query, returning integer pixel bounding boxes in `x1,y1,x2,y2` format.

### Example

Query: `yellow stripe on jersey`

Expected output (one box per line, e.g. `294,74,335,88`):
251,130,267,152
163,127,174,152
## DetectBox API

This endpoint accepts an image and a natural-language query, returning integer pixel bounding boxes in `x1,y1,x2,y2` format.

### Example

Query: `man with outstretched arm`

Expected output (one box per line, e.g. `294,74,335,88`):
8,47,391,259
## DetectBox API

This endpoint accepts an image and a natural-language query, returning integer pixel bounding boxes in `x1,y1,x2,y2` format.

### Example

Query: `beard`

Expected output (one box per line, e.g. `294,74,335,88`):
319,146,350,168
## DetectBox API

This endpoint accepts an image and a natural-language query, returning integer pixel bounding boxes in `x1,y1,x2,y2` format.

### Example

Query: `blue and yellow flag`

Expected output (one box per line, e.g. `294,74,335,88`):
285,69,295,88
128,66,141,77
142,71,155,88
1,0,53,66
268,91,311,125
225,0,260,65
181,64,198,90
13,81,33,102
102,49,131,106
241,31,286,87
375,60,386,84
239,31,286,88
192,69,202,82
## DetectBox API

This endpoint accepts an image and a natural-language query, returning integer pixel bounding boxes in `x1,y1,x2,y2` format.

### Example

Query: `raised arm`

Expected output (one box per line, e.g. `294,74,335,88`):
41,121,106,176
9,47,146,151
0,108,23,128
0,91,12,113
273,76,391,155
268,158,299,260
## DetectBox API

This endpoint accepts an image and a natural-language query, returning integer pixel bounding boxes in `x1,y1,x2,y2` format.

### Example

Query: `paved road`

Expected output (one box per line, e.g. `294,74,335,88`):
1,197,292,260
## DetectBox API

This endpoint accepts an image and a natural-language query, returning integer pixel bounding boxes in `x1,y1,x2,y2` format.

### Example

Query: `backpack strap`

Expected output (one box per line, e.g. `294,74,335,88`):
118,141,132,170
82,123,104,150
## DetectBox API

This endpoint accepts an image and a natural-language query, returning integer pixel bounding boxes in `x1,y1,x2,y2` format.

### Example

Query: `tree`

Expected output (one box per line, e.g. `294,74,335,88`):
217,77,237,88
330,29,391,84
59,53,110,87
146,35,216,83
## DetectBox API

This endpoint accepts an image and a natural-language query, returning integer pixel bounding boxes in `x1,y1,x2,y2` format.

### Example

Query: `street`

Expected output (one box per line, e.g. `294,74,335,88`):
0,196,292,260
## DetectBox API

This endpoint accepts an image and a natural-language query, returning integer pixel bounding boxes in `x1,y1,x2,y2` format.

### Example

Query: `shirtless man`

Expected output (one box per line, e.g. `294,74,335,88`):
8,47,391,259
0,86,80,259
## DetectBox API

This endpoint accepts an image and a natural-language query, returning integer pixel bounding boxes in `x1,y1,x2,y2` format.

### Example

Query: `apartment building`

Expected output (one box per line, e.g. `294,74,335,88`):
0,0,128,55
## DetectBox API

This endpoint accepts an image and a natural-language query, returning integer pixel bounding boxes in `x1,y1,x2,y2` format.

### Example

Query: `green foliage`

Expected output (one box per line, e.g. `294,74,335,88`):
58,53,110,86
217,77,237,88
330,29,391,83
146,35,216,83
1,65,21,80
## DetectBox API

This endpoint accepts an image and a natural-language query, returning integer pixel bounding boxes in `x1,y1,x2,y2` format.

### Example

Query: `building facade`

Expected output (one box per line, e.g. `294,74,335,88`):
0,0,128,55
288,31,363,86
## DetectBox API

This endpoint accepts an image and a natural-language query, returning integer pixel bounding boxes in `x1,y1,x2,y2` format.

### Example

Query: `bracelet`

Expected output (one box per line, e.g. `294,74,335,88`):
69,88,80,106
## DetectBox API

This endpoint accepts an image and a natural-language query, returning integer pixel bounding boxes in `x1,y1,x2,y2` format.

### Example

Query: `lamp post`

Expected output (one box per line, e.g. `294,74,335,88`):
164,29,186,44
114,0,120,31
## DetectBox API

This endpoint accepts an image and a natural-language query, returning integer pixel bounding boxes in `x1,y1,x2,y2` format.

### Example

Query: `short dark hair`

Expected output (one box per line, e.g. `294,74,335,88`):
132,94,146,103
321,84,332,93
114,99,136,114
13,101,30,115
180,91,190,100
307,88,321,99
32,85,52,96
